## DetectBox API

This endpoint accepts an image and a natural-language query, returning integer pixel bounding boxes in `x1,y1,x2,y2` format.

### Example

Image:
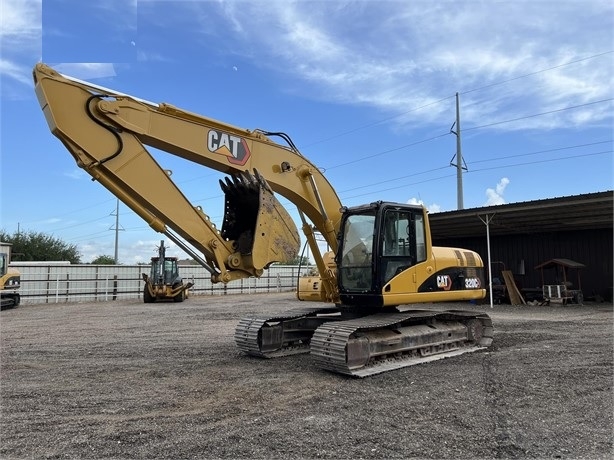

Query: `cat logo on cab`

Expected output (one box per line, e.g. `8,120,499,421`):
437,275,452,291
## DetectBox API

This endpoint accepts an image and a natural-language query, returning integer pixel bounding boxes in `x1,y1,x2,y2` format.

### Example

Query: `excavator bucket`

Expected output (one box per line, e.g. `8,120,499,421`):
219,170,300,270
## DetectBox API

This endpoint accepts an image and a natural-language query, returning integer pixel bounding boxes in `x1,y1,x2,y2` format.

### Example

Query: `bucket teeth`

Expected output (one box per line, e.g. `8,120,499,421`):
219,169,271,196
219,178,229,194
231,176,246,194
253,169,272,192
244,170,259,190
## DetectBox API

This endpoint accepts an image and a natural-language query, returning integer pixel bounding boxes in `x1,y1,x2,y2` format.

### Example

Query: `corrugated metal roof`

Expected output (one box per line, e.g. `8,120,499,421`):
429,191,613,239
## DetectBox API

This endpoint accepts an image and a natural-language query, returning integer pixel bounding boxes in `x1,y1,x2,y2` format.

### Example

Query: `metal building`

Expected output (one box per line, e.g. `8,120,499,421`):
429,191,613,302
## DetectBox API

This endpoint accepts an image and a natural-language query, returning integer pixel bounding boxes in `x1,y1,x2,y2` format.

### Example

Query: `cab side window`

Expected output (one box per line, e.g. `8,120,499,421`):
381,209,425,284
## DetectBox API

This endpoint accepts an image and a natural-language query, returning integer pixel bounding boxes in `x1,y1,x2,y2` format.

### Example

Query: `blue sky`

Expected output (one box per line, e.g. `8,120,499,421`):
1,0,613,264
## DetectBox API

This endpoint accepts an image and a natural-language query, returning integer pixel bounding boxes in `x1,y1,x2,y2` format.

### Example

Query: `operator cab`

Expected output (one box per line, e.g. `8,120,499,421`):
151,257,180,285
336,201,428,308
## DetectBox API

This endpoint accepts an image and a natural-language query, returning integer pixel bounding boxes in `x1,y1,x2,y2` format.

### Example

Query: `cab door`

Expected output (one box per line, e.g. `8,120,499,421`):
378,207,428,301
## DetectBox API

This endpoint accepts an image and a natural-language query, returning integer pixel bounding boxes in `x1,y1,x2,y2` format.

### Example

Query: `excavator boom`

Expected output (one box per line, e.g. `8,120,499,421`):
33,63,341,291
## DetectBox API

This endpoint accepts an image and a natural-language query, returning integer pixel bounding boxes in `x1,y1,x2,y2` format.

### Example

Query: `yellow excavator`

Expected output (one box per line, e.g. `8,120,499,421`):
0,242,20,310
33,63,492,377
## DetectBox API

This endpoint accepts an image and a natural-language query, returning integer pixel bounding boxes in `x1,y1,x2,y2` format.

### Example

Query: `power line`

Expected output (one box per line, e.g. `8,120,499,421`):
302,50,613,148
324,98,613,170
325,132,450,170
467,150,612,175
460,50,614,95
468,140,612,165
465,98,614,132
338,165,449,194
16,198,115,228
63,141,612,243
339,150,611,201
303,95,455,148
45,215,110,233
66,230,114,244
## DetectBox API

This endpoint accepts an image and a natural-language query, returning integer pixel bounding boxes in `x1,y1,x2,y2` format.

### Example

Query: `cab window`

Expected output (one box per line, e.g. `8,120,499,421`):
339,214,374,291
380,209,426,284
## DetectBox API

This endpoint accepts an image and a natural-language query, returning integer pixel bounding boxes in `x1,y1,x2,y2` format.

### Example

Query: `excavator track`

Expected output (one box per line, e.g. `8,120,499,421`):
234,306,341,358
310,310,493,377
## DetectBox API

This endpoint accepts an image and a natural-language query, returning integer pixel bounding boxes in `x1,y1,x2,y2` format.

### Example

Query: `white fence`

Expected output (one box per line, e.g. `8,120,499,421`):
11,263,308,304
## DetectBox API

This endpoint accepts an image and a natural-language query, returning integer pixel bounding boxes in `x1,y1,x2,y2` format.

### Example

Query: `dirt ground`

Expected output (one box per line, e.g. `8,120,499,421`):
1,293,612,459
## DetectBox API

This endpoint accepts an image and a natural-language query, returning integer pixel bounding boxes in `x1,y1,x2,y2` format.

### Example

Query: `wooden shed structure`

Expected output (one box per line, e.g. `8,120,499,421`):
429,191,613,302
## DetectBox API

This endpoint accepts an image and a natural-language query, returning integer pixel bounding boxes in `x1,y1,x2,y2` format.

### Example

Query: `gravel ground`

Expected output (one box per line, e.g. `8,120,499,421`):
1,293,612,459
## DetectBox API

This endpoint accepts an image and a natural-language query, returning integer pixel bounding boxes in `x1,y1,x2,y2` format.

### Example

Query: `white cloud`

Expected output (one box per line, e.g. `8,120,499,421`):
136,50,171,63
0,0,41,44
0,0,41,92
427,203,442,214
4,0,613,131
484,177,510,206
52,63,117,80
41,217,62,225
64,169,87,180
199,0,614,131
0,60,32,85
407,197,441,213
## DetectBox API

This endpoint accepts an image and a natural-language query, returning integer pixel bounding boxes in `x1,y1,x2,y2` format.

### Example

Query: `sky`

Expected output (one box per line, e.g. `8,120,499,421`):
1,0,613,264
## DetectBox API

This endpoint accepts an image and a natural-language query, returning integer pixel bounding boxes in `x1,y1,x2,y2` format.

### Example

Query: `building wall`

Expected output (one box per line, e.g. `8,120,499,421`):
433,228,613,300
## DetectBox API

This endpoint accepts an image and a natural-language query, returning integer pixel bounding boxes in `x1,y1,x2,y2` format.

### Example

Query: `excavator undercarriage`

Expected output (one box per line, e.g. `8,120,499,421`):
235,306,340,358
235,308,493,377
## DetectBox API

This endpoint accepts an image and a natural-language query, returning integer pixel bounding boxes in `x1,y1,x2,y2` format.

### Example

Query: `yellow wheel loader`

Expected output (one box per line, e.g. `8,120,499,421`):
142,241,193,303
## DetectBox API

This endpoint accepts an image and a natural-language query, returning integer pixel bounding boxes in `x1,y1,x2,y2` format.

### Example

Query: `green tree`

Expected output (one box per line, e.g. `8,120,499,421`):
0,229,81,263
91,255,116,265
285,255,311,266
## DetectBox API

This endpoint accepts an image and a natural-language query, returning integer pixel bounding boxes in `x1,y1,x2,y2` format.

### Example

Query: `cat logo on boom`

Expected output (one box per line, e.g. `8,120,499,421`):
207,129,251,166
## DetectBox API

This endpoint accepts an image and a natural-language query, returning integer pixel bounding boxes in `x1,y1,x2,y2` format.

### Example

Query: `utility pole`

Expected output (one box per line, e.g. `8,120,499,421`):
450,92,466,210
114,200,119,263
479,213,495,309
110,199,123,264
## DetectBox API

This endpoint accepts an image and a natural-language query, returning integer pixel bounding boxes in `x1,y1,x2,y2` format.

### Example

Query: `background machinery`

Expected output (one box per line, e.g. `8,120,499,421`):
33,63,493,377
0,242,21,309
142,240,193,303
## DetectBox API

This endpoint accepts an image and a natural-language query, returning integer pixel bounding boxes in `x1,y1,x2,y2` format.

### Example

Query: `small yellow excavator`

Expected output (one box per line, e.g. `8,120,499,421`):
1,242,20,309
142,240,193,303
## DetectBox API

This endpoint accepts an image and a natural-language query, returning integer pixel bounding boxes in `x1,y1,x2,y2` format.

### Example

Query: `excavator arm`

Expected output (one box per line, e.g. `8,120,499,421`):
33,63,341,294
